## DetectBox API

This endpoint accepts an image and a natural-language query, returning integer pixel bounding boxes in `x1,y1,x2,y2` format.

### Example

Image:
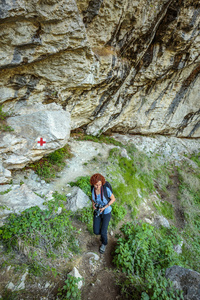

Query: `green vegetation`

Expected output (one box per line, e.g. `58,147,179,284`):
113,222,184,299
153,201,174,220
0,104,14,132
190,152,200,168
110,202,127,228
0,136,199,299
0,188,12,195
27,144,73,182
177,154,200,272
71,131,123,147
69,176,91,197
107,146,171,213
76,207,93,234
57,275,81,300
0,192,79,275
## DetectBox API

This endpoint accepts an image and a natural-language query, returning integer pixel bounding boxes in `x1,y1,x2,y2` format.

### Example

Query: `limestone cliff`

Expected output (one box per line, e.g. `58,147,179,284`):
0,0,200,178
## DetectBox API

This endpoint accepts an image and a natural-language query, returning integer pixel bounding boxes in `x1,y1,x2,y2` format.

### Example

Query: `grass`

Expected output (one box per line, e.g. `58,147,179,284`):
106,145,171,212
0,104,14,132
0,188,12,195
27,144,73,182
71,131,123,147
153,200,174,220
177,156,200,272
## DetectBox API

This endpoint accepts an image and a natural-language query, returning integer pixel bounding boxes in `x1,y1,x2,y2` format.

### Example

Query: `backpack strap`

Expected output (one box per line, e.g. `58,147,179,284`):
103,181,112,202
91,181,112,202
93,186,103,201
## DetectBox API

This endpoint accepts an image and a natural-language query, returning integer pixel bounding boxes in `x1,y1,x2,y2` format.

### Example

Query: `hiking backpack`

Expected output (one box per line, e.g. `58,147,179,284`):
91,181,113,202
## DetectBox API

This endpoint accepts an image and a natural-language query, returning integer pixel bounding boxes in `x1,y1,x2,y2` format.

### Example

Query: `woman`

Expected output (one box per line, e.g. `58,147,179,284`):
90,173,115,254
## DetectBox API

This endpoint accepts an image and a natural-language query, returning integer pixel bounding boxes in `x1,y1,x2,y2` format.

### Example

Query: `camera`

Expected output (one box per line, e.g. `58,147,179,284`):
94,204,103,217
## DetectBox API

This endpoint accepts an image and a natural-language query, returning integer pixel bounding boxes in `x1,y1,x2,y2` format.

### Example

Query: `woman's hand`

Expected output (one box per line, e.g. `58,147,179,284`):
100,207,106,213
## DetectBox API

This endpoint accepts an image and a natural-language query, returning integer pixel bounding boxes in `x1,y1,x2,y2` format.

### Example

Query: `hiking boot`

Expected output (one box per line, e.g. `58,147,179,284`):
99,244,106,254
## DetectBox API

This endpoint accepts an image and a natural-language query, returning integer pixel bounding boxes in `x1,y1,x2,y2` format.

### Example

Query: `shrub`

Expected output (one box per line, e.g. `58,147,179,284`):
57,275,81,300
113,222,184,299
0,192,77,256
76,206,93,234
110,202,127,228
69,176,91,197
177,160,200,272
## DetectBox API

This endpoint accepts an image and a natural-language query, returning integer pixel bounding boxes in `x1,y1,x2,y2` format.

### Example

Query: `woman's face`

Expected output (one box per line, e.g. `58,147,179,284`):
94,181,102,190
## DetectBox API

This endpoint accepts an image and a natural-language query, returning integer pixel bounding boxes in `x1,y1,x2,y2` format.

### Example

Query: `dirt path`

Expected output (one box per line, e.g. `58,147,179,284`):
72,219,122,300
80,235,121,300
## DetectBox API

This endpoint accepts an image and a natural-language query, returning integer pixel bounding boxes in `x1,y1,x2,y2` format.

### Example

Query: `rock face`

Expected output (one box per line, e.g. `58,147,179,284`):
166,266,200,300
1,0,199,137
0,0,199,180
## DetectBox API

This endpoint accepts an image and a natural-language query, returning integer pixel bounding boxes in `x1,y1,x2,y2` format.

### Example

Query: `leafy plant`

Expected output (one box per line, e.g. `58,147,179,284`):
57,275,81,300
113,222,184,299
76,207,93,234
110,202,127,228
69,176,91,197
0,192,78,262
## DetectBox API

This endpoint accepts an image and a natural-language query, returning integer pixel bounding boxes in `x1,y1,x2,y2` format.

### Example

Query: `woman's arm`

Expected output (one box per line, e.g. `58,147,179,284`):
100,193,115,212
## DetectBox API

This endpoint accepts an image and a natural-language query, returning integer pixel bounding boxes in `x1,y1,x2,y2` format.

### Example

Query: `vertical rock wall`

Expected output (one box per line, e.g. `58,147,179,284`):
0,0,200,177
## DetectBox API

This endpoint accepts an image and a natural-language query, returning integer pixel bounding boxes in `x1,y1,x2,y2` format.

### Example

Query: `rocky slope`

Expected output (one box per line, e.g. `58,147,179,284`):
0,135,200,299
0,0,200,182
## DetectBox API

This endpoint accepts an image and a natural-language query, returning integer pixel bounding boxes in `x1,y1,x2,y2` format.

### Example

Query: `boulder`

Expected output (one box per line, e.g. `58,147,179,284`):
68,267,83,289
66,187,90,212
1,103,71,169
154,215,170,228
0,184,46,221
166,266,200,300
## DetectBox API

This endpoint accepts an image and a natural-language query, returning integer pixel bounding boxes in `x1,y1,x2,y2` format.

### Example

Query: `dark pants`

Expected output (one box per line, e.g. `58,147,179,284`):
93,212,111,245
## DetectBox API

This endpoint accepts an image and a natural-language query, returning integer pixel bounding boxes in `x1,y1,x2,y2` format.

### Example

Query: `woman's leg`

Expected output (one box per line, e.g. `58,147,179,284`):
93,214,101,235
100,213,111,245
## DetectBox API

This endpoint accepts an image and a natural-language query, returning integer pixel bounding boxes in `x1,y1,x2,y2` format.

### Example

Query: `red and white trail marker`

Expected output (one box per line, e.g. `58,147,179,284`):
37,137,46,147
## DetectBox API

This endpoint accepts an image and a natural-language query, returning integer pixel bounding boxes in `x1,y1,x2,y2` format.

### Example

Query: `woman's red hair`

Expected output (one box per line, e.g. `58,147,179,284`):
90,173,106,186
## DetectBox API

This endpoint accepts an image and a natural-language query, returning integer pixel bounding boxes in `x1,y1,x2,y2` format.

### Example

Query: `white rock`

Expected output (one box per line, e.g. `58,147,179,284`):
68,267,83,289
0,184,46,218
120,148,131,160
174,241,183,255
6,269,28,291
66,187,90,212
154,215,170,228
1,103,70,172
